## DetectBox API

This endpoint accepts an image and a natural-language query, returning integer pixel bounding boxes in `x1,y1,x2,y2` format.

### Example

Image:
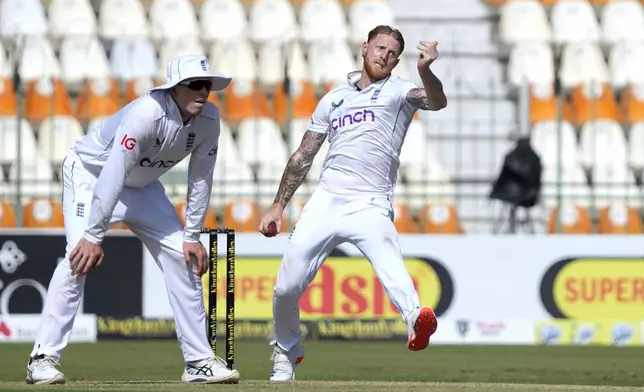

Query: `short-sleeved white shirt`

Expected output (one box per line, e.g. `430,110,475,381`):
308,70,419,197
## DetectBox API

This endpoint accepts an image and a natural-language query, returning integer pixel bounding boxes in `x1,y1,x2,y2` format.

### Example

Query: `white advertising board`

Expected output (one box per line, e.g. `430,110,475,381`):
0,314,97,343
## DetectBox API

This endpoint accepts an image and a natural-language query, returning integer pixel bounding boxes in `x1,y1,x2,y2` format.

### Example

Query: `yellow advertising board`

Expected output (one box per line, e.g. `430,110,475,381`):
200,257,451,320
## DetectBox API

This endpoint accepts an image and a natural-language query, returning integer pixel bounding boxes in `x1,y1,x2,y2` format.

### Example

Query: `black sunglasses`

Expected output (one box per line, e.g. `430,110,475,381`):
179,79,213,91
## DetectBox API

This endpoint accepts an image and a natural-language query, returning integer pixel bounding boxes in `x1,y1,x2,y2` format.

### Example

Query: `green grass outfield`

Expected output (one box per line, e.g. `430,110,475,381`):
1,341,644,391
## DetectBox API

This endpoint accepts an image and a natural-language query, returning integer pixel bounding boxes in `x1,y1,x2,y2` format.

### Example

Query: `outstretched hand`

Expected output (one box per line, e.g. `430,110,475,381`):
417,41,439,70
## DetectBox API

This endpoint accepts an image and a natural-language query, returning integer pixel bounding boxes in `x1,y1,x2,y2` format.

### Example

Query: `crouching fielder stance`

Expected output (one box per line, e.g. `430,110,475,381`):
26,54,240,385
259,25,448,381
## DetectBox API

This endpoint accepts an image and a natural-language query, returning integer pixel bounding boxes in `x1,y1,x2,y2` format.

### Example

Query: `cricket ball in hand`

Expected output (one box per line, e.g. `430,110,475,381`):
266,222,278,237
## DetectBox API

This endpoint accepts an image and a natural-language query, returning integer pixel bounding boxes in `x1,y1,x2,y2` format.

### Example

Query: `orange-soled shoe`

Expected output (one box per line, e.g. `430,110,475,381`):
407,307,438,351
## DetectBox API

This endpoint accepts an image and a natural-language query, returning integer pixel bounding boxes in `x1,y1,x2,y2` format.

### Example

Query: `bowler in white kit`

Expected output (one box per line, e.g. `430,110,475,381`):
259,25,448,381
26,55,240,385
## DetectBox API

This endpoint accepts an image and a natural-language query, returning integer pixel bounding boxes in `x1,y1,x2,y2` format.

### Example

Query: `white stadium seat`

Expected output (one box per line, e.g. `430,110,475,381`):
0,40,10,78
551,0,601,44
158,37,205,81
210,38,256,82
308,40,356,87
0,0,48,41
629,122,644,172
211,160,258,208
110,37,158,81
429,56,507,97
348,0,395,45
18,36,61,82
48,0,97,40
37,116,85,167
531,121,581,169
8,156,58,199
59,35,112,86
499,0,551,45
394,0,492,20
99,0,150,39
508,42,555,88
609,41,644,90
236,117,288,166
216,121,240,164
299,0,347,44
249,0,298,44
601,0,644,45
405,161,456,210
149,0,199,43
258,42,286,87
399,120,434,169
200,0,247,44
559,42,609,89
0,117,39,165
424,21,498,56
579,120,628,169
541,165,591,207
591,165,641,208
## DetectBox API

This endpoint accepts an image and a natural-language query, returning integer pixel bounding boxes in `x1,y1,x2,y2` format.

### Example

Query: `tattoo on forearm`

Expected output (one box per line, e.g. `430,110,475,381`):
273,131,327,208
406,88,432,110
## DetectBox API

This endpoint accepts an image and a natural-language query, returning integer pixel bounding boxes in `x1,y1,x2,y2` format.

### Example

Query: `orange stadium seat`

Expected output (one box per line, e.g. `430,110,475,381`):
174,200,218,229
109,222,130,231
25,77,74,123
619,83,644,124
223,200,261,232
547,204,593,234
392,200,419,233
272,80,317,125
570,82,621,125
0,78,17,116
530,84,573,124
124,77,154,105
207,91,221,110
419,202,463,234
597,204,643,234
222,81,272,122
22,199,64,228
0,201,17,227
75,77,120,121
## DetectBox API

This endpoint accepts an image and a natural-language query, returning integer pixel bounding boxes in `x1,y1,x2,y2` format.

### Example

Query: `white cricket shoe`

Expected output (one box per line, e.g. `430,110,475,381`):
181,356,240,384
26,354,66,385
269,343,304,382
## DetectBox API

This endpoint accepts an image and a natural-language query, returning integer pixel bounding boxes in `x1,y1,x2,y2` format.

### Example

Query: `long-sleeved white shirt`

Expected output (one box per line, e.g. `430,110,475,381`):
72,90,220,245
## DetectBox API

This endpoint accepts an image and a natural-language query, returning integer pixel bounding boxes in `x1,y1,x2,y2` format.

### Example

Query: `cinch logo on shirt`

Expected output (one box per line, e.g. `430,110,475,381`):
331,109,376,130
139,157,179,168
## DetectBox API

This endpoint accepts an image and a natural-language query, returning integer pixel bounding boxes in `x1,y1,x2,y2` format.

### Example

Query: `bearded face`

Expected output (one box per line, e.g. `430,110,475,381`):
362,34,401,81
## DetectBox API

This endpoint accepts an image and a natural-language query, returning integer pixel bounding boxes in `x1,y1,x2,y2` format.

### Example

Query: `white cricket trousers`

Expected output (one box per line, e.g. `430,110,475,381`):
272,187,421,351
29,151,213,363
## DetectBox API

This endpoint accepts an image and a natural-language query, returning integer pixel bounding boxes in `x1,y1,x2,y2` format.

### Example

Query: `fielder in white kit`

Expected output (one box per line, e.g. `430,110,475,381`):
26,54,241,385
259,25,448,381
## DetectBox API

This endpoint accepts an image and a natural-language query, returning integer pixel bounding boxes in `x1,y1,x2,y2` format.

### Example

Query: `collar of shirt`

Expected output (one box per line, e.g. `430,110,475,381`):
162,90,189,128
346,70,392,92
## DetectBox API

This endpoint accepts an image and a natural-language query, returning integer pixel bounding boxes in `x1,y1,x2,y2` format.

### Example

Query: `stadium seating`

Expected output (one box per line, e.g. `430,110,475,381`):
1,0,643,233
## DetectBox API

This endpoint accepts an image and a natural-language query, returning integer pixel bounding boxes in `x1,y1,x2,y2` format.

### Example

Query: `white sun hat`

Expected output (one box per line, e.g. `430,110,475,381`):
151,54,232,92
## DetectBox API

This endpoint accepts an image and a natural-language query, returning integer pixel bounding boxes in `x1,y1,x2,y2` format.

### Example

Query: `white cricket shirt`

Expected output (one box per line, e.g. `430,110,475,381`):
308,71,419,197
72,90,220,244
